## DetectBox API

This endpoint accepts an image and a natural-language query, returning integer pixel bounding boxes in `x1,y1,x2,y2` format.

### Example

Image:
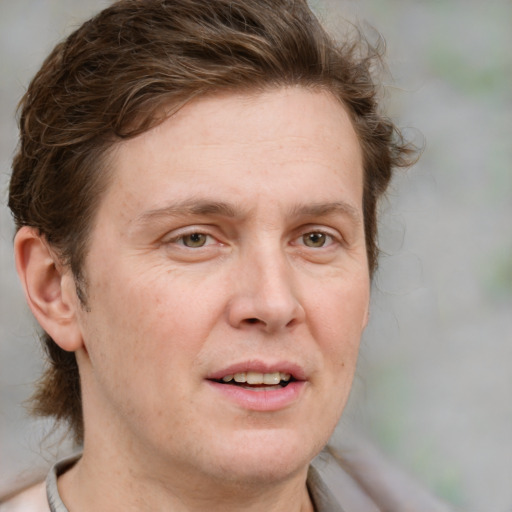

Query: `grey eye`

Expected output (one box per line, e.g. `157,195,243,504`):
182,233,208,247
303,232,327,248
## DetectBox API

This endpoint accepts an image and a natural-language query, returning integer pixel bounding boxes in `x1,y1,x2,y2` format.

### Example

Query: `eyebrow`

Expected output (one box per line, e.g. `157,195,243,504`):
134,199,242,226
288,201,362,225
133,198,362,227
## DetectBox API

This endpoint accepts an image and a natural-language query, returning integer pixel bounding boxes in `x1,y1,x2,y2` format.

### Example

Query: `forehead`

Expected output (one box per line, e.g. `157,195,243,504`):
100,87,363,222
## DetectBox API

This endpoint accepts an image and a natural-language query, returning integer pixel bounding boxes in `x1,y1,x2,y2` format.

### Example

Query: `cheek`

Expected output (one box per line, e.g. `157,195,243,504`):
313,273,369,332
308,275,369,373
78,273,197,425
83,263,224,370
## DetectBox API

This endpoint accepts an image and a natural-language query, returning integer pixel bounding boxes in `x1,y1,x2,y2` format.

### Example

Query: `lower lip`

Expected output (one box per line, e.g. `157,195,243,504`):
206,380,306,411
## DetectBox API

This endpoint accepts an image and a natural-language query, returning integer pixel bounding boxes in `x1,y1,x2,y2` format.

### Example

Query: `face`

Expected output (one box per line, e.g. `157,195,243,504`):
74,87,369,486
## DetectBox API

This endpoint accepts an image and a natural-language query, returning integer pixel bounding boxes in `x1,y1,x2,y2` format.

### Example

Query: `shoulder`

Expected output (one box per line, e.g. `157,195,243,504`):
0,482,49,512
314,441,453,512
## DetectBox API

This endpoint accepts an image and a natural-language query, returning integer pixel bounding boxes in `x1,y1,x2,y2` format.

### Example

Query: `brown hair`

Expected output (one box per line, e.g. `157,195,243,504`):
8,0,415,444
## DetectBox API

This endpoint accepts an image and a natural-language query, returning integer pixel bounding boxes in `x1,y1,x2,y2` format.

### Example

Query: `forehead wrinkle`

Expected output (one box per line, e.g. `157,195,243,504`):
176,135,324,155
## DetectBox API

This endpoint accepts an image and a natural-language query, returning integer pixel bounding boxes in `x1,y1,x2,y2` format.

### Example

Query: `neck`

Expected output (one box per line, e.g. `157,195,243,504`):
58,444,314,512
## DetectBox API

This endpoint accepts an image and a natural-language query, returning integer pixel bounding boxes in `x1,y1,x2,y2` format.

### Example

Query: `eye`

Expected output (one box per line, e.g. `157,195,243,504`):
301,231,333,248
163,230,217,249
160,228,225,262
178,232,211,248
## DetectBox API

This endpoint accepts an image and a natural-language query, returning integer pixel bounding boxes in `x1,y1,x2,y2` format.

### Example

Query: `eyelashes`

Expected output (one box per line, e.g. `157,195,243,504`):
175,232,214,248
163,227,342,253
296,231,336,248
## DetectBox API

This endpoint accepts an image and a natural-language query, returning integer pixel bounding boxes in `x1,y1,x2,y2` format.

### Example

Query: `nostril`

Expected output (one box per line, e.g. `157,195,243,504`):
246,318,260,324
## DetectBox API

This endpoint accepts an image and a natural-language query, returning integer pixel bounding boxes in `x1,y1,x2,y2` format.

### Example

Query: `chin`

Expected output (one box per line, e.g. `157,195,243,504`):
207,427,326,485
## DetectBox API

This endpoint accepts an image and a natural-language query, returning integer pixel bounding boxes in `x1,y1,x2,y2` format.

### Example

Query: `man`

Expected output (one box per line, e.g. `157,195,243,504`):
3,0,450,510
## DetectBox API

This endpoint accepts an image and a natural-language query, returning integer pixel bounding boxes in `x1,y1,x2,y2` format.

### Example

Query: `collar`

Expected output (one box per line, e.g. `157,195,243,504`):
45,453,344,512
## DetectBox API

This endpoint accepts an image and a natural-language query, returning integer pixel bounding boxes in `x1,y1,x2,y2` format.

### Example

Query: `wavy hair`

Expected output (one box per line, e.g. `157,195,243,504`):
9,0,416,444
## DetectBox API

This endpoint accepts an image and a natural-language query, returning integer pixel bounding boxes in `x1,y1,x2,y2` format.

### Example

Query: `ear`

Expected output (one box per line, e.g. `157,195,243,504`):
363,306,370,329
14,226,84,352
361,291,370,330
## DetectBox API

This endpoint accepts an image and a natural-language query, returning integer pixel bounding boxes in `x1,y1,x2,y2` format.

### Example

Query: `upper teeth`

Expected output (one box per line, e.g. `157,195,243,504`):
222,372,291,384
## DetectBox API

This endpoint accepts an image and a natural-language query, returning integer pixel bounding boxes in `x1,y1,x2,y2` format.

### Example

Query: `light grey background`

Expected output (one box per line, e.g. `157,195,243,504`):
1,1,511,510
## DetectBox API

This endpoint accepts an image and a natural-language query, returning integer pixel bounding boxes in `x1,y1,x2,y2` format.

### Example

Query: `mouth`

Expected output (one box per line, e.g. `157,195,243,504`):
212,371,294,391
206,364,306,411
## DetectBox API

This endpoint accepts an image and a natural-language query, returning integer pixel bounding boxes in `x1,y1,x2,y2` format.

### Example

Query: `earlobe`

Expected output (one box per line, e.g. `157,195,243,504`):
14,226,84,352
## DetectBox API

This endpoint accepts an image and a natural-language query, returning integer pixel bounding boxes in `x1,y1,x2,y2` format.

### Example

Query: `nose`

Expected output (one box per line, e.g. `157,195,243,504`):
226,247,305,333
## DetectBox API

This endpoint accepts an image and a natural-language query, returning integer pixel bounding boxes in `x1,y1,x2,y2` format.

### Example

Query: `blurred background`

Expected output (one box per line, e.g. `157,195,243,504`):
1,1,510,510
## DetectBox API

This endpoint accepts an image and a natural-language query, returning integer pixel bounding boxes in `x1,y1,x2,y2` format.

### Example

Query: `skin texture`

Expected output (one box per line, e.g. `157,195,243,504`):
15,87,370,511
